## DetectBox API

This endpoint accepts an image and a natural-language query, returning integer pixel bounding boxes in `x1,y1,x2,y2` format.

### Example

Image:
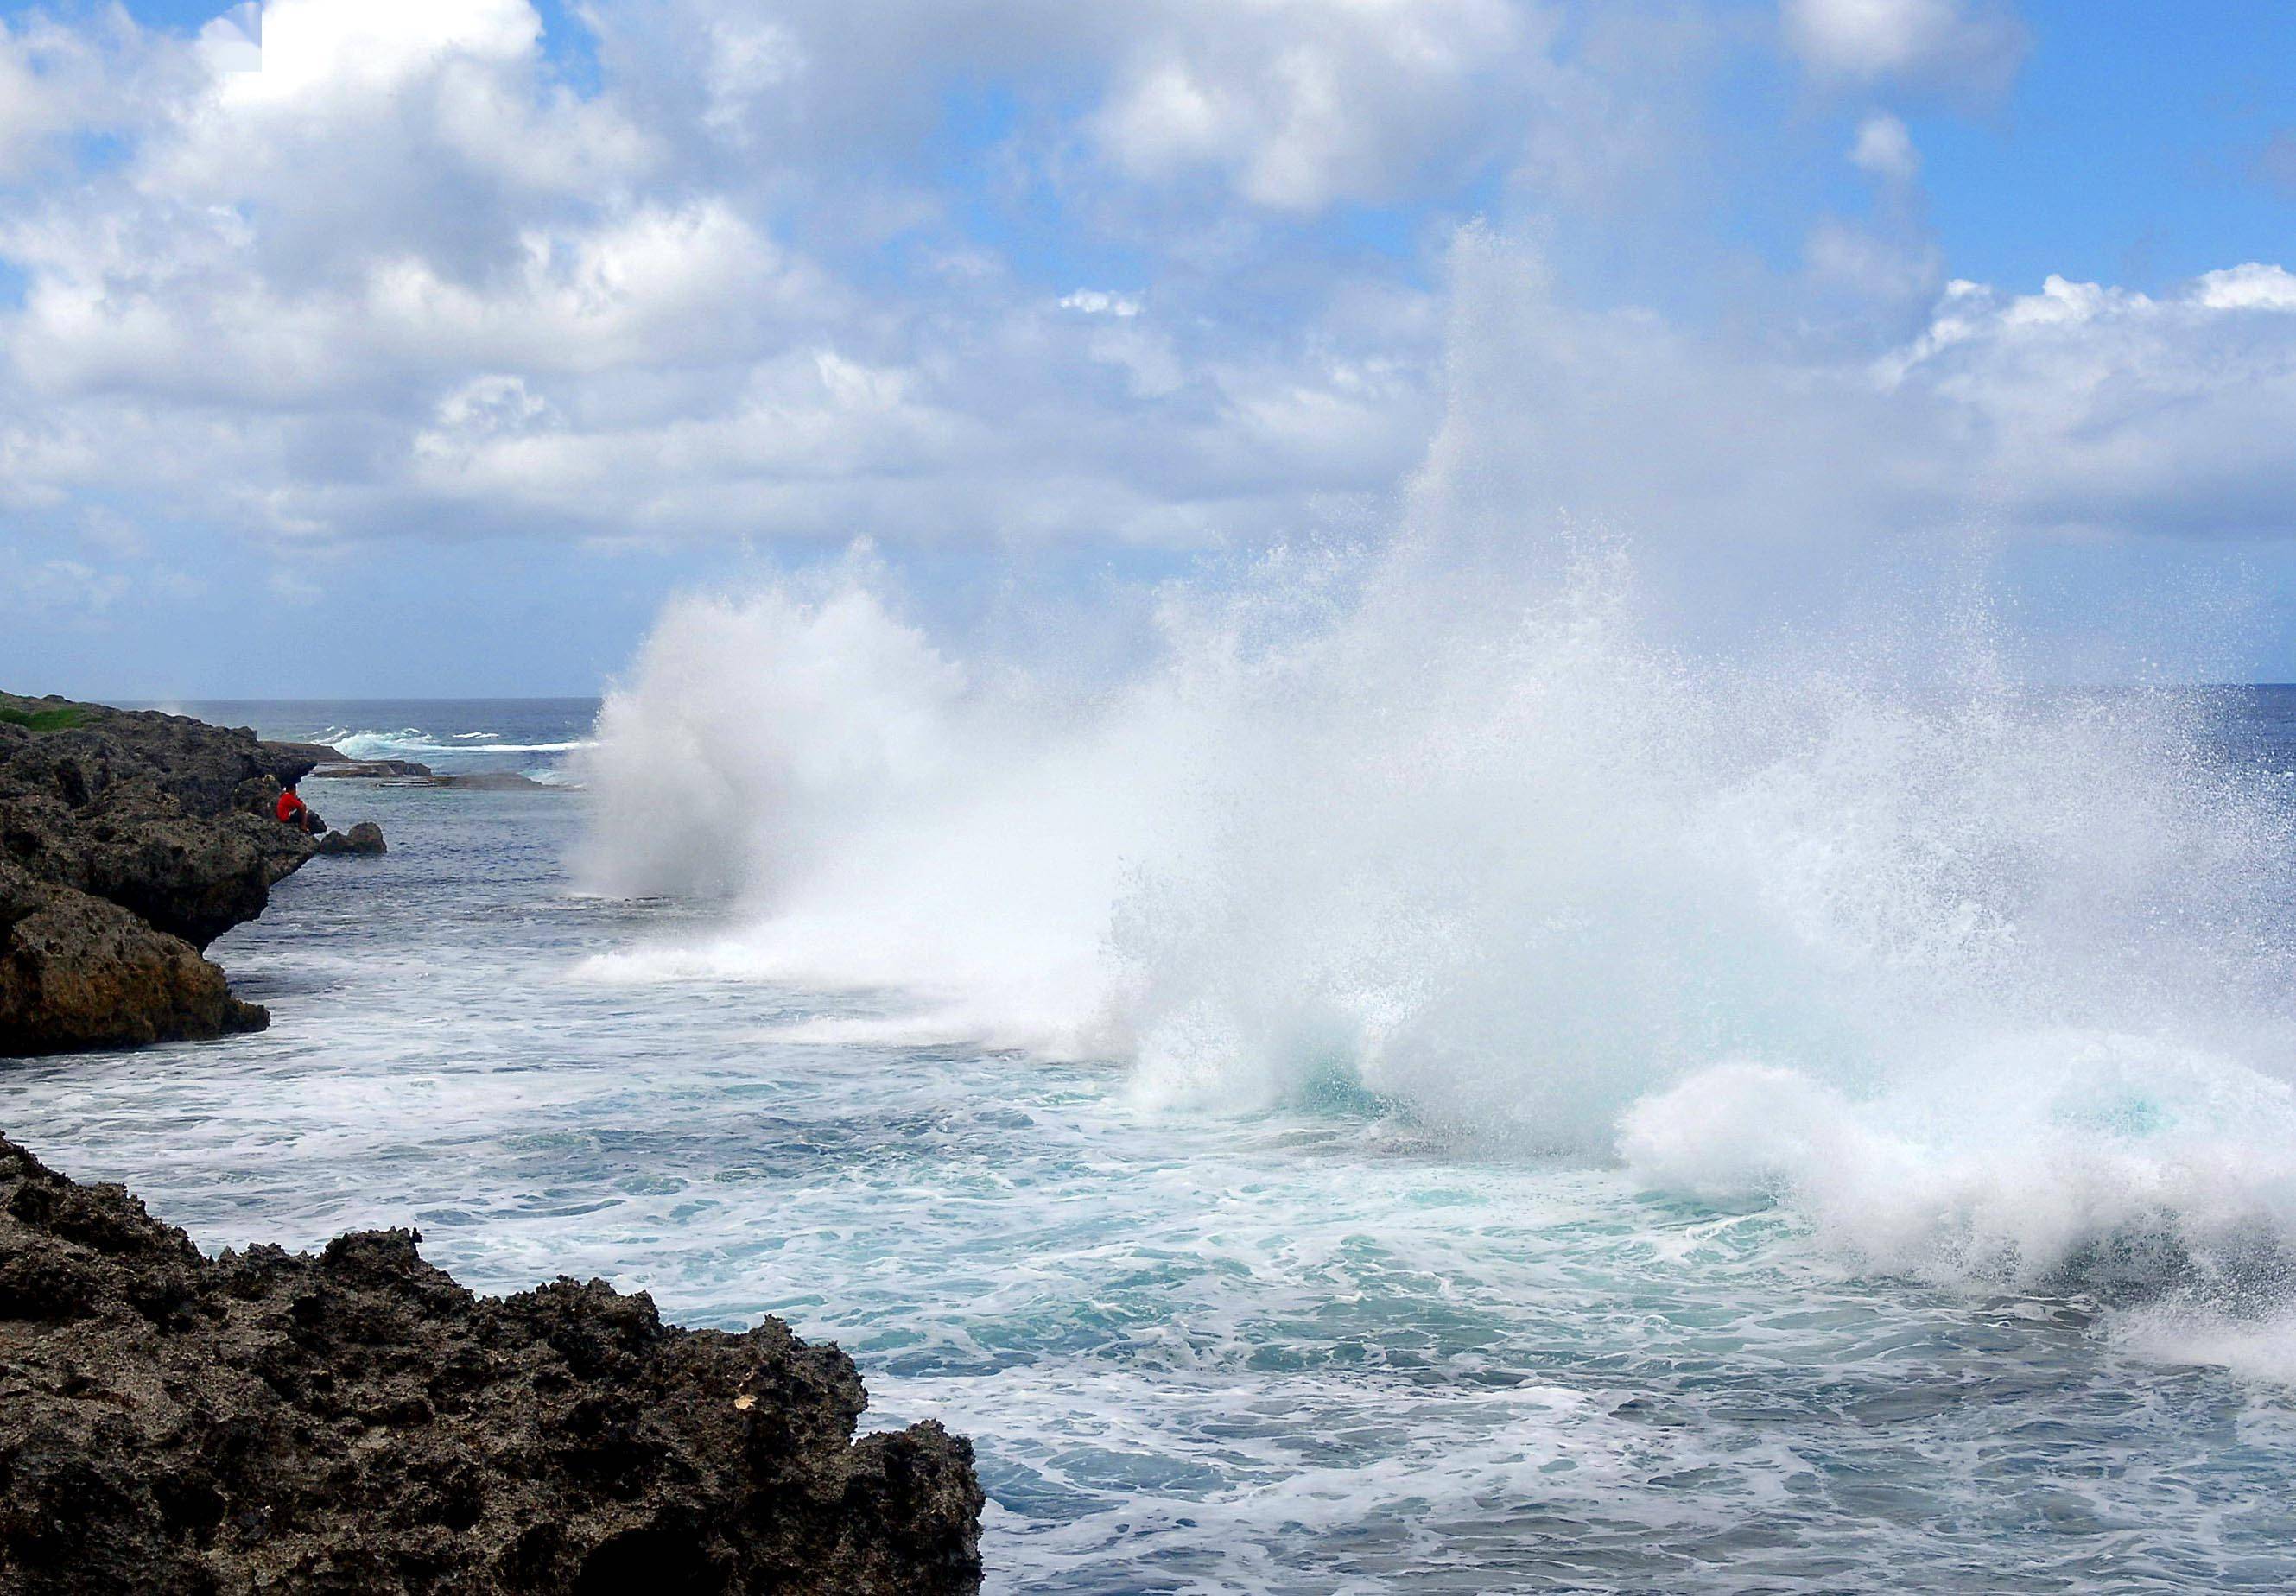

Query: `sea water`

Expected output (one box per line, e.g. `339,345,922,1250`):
7,667,2296,1592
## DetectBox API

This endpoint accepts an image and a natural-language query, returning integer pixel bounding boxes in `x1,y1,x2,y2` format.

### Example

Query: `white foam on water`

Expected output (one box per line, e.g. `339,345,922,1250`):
571,238,2296,1370
313,725,597,762
1621,1046,2296,1282
2115,1303,2296,1385
16,762,2296,1586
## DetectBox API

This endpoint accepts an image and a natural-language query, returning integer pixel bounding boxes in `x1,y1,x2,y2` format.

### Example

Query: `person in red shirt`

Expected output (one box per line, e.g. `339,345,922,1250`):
276,780,314,833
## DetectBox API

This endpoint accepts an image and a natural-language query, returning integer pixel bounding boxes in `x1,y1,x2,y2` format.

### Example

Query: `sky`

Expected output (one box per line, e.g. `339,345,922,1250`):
0,0,2293,696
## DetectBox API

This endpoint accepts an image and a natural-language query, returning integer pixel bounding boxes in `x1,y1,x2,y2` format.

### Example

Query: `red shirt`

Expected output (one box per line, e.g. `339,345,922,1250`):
276,788,307,823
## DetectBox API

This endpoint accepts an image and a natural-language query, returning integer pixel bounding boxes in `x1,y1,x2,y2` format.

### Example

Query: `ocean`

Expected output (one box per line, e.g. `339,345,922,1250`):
10,673,2296,1592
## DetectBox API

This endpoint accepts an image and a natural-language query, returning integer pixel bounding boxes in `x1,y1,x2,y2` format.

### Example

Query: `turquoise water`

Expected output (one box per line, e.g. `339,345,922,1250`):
8,702,2296,1591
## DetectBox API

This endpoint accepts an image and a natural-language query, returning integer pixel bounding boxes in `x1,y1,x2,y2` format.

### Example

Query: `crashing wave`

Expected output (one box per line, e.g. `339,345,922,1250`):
571,240,2296,1376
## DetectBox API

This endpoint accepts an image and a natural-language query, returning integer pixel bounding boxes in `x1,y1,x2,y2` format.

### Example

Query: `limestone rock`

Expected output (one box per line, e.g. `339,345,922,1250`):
1,693,327,1054
0,1137,986,1593
0,862,267,1054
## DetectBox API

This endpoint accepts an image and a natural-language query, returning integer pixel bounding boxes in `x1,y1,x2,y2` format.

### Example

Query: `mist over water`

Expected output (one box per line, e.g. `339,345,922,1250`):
578,466,2296,1380
34,355,2296,1584
529,243,2296,1586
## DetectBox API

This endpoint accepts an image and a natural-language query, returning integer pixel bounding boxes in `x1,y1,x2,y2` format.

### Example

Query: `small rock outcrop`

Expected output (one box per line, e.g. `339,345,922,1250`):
310,759,434,780
0,863,267,1054
0,1136,986,1593
315,821,388,857
1,694,327,1055
434,772,554,791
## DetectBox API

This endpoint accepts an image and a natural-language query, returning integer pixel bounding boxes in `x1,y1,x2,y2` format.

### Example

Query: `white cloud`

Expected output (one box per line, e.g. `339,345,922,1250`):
199,4,262,75
1420,230,2296,624
0,16,137,179
0,0,2287,612
1783,0,2026,95
1849,111,1919,180
207,0,534,106
1805,216,1943,304
136,0,655,278
1059,290,1142,318
1089,0,1542,211
2193,263,2296,314
1882,270,2296,536
0,0,1475,557
0,27,70,175
360,201,815,370
696,15,802,140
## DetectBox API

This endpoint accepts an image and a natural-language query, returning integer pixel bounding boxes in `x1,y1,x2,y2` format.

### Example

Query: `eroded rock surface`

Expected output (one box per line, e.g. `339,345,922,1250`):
0,862,268,1054
1,693,328,1054
0,1136,985,1593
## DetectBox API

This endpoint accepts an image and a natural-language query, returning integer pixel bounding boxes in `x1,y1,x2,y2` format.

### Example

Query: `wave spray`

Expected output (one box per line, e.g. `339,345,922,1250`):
578,240,2296,1367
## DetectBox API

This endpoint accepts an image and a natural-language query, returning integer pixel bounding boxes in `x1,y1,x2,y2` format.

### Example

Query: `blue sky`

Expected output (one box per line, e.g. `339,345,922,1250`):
1919,1,2292,288
0,0,2293,694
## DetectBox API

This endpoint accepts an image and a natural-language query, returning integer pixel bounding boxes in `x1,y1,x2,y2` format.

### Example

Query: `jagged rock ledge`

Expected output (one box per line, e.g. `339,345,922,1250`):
314,763,567,793
0,1136,985,1593
1,693,339,1055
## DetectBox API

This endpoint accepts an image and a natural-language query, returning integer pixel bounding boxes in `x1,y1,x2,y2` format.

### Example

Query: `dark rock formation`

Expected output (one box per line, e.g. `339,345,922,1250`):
266,740,350,776
433,772,555,792
310,759,434,780
1,694,325,1055
315,822,388,857
308,765,565,793
0,1136,986,1593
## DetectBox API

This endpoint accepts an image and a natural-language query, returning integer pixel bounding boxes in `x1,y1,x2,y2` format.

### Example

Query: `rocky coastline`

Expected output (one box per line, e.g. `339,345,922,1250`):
0,693,334,1055
0,694,991,1591
0,1137,984,1593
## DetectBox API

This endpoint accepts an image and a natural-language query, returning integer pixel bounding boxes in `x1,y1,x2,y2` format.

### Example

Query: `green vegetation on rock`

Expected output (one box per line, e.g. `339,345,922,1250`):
0,705,87,732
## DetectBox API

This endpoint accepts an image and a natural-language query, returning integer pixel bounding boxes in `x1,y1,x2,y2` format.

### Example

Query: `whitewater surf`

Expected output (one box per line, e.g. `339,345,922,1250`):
32,247,2296,1596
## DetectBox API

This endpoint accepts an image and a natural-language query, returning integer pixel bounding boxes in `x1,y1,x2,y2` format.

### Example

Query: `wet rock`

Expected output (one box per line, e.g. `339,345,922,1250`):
315,822,387,857
0,1137,985,1593
309,759,434,780
431,771,554,791
1,693,327,1055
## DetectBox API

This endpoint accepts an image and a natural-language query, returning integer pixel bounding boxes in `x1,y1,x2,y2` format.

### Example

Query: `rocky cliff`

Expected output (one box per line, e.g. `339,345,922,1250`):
0,1136,985,1593
0,694,327,1054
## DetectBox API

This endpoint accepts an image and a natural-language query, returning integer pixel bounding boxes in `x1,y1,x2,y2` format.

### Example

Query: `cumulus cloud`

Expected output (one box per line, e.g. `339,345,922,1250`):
591,0,1553,216
0,13,156,179
0,0,2288,649
0,25,74,175
1782,0,2027,97
1886,269,2296,536
200,4,262,74
0,0,1473,559
1088,0,1544,211
1421,232,2296,622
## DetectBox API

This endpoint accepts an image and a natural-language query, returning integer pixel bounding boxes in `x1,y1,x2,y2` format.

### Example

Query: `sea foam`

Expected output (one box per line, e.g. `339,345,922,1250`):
573,244,2296,1369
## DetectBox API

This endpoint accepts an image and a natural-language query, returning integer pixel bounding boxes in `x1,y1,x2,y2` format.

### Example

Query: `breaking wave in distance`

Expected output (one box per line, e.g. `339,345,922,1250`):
323,728,597,761
574,244,2296,1371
